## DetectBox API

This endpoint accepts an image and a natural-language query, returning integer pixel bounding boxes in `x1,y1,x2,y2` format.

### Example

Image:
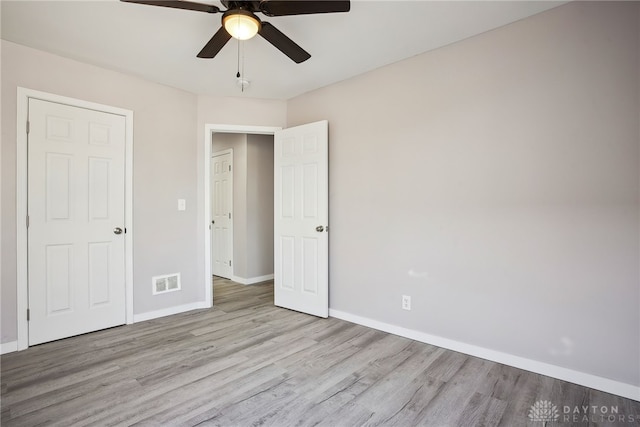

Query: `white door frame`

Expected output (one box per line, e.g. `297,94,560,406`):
203,124,281,304
211,148,234,279
16,87,134,351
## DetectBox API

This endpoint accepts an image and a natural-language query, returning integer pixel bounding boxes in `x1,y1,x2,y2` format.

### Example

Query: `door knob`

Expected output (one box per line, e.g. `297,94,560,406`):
113,227,123,235
315,225,324,232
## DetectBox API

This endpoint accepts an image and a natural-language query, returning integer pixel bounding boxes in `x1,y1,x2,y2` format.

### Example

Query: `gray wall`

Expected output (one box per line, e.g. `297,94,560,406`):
247,134,274,279
1,40,200,341
287,1,640,387
211,133,274,281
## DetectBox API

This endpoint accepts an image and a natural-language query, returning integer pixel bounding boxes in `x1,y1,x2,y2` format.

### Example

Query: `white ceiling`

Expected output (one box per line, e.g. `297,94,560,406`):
1,0,565,100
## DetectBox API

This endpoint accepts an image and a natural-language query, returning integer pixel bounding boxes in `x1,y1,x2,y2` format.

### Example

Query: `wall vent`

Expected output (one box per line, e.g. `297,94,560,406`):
152,273,181,295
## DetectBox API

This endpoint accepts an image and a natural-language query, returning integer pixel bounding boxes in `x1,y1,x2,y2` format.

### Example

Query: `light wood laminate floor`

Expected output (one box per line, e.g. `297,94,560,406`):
2,278,639,426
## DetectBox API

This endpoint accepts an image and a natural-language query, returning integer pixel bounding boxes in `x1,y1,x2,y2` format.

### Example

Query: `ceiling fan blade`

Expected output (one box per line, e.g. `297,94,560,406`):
197,27,232,58
259,22,310,63
259,0,349,16
120,0,220,14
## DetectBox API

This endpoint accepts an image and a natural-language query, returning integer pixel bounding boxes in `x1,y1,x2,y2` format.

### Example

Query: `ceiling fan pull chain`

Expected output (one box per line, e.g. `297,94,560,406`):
236,37,241,79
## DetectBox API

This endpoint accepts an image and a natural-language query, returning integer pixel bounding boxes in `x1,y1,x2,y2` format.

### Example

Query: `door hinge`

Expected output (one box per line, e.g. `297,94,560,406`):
228,165,231,172
26,121,30,134
27,309,30,321
26,215,30,228
228,212,231,219
229,260,232,267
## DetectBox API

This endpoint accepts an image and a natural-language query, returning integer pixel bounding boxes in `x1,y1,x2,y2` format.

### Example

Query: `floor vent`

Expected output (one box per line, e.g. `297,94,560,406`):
152,273,181,295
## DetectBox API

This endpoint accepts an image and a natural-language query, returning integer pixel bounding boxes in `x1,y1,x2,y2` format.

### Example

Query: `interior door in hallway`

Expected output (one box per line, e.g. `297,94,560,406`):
211,150,233,279
274,120,329,318
27,98,126,345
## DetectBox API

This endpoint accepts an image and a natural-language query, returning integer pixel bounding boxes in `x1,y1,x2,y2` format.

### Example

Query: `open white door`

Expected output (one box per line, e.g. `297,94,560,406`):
274,120,328,318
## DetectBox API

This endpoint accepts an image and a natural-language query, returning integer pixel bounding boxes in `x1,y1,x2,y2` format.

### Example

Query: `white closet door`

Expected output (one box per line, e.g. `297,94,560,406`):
28,98,126,345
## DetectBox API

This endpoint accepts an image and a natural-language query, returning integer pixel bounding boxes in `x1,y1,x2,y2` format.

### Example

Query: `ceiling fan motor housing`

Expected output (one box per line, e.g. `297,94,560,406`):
221,1,263,12
222,9,262,40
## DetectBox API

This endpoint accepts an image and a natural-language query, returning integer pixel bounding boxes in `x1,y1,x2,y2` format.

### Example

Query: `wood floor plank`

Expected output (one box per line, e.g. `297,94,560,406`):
354,342,441,409
410,356,497,426
496,369,556,426
315,401,376,427
455,392,508,427
366,370,447,426
2,277,639,426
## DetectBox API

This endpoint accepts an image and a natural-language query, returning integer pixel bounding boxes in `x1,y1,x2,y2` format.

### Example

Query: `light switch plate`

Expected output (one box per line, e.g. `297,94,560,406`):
178,199,186,211
402,295,411,311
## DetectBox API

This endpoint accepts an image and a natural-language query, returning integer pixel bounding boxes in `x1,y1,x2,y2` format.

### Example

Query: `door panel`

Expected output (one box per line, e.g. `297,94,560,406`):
88,242,111,306
274,121,328,318
45,244,73,314
28,98,126,345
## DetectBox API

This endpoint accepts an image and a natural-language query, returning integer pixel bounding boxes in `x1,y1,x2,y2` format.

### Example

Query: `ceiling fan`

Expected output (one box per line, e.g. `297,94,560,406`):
121,0,350,63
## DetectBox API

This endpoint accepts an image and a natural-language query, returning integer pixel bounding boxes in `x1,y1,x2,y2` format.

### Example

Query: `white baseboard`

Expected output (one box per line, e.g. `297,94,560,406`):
0,341,18,355
133,301,211,323
329,309,640,402
231,274,274,285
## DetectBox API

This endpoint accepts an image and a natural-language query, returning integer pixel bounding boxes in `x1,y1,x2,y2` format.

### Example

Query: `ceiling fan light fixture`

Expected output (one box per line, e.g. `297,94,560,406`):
223,10,261,40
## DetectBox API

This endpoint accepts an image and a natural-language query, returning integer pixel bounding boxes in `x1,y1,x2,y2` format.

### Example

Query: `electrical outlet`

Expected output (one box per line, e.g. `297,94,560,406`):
402,295,411,311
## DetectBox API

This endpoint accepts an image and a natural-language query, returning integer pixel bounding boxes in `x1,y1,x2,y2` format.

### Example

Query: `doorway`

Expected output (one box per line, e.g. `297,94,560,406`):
203,122,329,318
205,126,280,305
